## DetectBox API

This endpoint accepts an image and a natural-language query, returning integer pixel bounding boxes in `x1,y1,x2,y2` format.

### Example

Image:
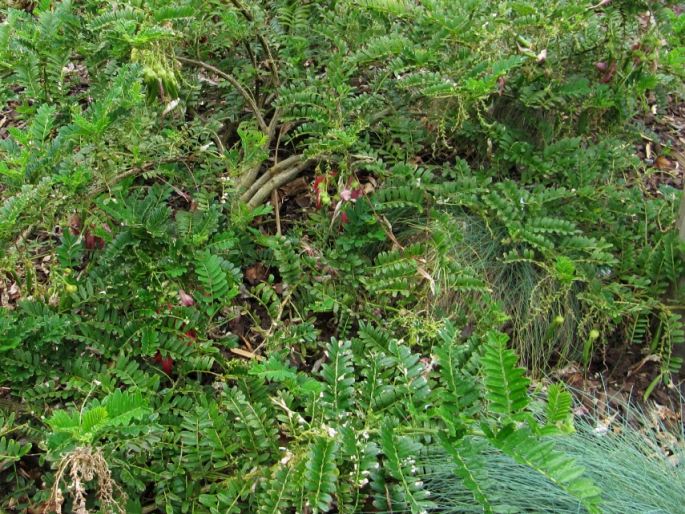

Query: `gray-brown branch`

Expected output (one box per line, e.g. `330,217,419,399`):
240,154,305,202
246,159,314,208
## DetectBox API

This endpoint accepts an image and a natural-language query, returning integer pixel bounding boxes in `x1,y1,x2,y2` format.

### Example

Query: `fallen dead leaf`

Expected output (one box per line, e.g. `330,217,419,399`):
655,155,673,170
230,347,264,361
244,263,268,285
279,176,309,196
8,282,20,300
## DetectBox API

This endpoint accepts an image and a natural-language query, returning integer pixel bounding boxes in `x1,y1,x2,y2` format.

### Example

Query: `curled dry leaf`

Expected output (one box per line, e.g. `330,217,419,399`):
8,282,20,300
245,263,268,285
588,0,612,10
162,97,181,116
655,156,673,170
69,214,81,235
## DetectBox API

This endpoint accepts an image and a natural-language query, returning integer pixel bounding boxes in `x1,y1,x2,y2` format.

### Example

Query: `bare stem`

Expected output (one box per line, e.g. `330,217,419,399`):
240,154,304,202
247,160,313,207
238,164,263,193
272,189,281,236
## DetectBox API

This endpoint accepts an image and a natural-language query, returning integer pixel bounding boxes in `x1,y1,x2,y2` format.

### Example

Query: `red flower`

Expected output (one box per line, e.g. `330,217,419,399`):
312,176,326,209
153,351,174,374
183,330,197,346
312,172,338,208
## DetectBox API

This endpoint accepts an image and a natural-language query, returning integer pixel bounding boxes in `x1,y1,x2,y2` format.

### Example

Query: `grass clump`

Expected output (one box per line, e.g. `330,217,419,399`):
414,396,685,514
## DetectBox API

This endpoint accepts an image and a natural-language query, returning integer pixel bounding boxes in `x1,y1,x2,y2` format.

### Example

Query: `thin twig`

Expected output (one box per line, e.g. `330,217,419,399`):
243,41,260,105
226,0,281,138
587,0,611,10
272,189,281,236
255,289,294,350
177,56,268,133
89,168,142,196
267,106,281,141
88,156,197,197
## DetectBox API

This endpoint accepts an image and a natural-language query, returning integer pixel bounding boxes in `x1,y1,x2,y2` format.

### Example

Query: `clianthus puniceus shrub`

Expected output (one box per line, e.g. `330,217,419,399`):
0,0,684,512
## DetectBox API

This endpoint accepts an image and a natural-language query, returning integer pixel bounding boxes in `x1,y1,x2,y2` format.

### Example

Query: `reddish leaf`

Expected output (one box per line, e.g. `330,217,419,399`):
84,229,105,250
600,61,617,83
312,176,326,209
497,76,506,96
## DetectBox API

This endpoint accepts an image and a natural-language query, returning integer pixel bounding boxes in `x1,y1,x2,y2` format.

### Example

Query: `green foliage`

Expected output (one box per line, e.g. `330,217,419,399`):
0,436,30,471
305,437,339,513
0,413,31,473
482,331,531,418
492,425,601,512
196,251,238,312
0,0,683,512
46,389,152,453
320,339,355,416
377,423,436,513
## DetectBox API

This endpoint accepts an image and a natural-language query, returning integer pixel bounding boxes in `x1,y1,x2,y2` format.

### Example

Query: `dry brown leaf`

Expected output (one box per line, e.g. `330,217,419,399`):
655,155,673,170
230,347,264,361
279,176,309,196
8,282,20,301
417,266,436,295
244,263,268,285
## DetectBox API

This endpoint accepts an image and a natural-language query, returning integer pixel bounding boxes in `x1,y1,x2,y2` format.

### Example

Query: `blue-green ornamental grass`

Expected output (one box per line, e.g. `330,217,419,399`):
410,401,685,514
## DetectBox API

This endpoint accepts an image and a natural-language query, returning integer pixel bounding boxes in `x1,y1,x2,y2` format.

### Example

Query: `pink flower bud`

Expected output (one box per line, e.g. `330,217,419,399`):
178,289,195,307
